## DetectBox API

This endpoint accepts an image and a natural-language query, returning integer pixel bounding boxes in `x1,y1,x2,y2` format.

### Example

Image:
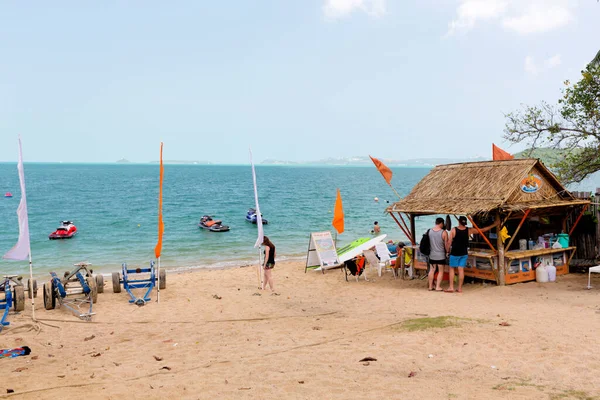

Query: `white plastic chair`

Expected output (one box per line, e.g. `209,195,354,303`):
362,250,381,277
375,243,396,278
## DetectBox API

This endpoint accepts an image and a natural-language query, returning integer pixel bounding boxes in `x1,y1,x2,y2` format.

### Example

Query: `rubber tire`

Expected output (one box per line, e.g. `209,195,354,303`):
112,272,121,293
159,268,166,290
86,276,98,304
13,285,25,312
95,274,104,294
43,282,55,310
27,279,38,299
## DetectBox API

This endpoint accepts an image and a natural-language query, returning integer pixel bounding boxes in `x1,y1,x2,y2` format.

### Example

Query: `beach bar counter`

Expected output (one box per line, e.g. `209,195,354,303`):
386,159,590,285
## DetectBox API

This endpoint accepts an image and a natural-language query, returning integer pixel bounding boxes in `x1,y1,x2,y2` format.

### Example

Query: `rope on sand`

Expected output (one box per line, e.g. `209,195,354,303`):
31,311,338,325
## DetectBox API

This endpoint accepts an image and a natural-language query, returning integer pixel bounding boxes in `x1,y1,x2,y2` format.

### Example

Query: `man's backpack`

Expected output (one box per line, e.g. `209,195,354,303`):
419,229,431,256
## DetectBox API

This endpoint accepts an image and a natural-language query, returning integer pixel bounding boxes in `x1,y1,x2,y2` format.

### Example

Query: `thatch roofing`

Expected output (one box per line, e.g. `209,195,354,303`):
387,159,587,216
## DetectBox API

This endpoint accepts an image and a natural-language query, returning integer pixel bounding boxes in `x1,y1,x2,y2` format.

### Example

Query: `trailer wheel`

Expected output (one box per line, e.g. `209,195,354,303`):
43,282,56,310
95,274,104,294
27,279,38,299
112,272,121,293
86,277,98,304
13,285,25,312
159,268,166,290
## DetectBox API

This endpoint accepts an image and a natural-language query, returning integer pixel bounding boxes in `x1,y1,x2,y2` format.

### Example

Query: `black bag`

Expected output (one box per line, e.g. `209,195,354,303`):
419,229,431,256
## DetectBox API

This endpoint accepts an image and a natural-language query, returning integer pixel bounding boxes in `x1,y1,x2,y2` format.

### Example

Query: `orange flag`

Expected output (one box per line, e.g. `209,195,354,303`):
154,142,165,259
332,188,344,234
369,155,392,185
492,144,514,160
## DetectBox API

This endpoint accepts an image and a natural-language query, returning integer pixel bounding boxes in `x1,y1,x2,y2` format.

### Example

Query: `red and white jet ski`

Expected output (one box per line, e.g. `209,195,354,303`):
49,221,78,240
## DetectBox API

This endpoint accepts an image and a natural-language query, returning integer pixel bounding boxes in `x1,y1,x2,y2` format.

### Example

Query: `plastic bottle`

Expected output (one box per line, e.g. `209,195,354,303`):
546,262,556,282
536,264,548,283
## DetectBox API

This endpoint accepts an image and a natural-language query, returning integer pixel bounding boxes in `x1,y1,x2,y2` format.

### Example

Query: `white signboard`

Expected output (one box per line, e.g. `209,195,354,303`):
305,231,341,271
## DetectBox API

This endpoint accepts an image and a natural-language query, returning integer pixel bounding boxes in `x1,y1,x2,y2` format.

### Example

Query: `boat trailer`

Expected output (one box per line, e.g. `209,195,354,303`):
1,275,37,333
43,262,102,321
112,261,166,306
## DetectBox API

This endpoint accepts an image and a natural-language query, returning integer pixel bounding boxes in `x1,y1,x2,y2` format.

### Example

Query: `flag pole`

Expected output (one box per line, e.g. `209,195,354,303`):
388,184,402,200
28,256,35,321
257,247,263,289
154,142,164,303
249,146,264,289
156,257,161,303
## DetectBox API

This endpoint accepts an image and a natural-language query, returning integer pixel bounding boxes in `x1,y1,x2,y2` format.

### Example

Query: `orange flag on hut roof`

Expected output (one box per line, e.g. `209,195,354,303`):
332,188,344,234
369,155,392,185
492,144,514,161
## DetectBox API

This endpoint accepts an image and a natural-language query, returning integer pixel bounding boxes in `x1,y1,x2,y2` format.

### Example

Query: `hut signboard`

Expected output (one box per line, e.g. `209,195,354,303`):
386,159,589,285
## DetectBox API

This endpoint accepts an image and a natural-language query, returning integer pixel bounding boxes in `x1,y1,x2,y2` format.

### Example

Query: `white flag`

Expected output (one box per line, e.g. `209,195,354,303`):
250,148,264,248
3,137,31,261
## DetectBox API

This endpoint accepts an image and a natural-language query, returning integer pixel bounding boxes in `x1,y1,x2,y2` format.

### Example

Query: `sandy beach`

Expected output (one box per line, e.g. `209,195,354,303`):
1,263,600,400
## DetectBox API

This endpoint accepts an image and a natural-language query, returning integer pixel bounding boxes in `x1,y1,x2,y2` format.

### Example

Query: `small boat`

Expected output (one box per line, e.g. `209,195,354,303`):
199,215,230,232
245,208,268,225
49,221,78,240
4,192,12,198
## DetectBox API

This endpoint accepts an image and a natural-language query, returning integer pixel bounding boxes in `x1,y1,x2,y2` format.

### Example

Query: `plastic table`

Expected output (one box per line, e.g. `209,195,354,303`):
587,266,600,289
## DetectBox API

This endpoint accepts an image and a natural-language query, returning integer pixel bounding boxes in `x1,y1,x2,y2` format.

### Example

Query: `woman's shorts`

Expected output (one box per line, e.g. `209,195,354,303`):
264,263,275,270
449,255,468,268
428,259,446,265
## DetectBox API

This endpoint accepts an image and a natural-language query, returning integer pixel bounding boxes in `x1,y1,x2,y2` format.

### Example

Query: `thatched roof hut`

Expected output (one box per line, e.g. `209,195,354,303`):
386,159,591,286
386,159,589,216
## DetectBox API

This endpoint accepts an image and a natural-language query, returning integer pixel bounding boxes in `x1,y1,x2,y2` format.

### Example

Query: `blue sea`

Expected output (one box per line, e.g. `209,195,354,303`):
0,163,434,277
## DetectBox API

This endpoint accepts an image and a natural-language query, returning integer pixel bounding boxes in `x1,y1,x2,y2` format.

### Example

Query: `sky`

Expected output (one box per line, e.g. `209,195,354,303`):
1,0,599,164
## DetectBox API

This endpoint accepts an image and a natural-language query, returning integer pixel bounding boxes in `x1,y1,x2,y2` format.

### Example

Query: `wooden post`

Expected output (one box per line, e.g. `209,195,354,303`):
410,214,417,277
569,204,589,236
496,212,506,286
504,209,531,251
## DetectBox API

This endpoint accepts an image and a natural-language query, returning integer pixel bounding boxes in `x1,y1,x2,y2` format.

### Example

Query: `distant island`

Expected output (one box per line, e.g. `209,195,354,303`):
261,148,570,167
116,158,131,163
261,155,487,167
513,147,571,166
149,160,212,165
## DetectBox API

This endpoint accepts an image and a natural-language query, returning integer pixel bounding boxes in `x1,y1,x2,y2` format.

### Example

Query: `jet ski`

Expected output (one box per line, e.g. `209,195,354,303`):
199,215,230,232
245,208,268,225
49,221,78,240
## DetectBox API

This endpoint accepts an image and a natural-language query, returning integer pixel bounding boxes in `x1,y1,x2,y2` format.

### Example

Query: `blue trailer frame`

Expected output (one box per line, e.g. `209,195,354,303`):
44,263,97,321
114,261,156,306
0,279,13,332
0,275,28,333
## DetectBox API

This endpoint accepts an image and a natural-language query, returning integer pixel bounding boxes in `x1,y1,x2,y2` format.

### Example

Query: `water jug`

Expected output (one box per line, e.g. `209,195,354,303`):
557,233,569,248
546,263,556,282
536,264,548,283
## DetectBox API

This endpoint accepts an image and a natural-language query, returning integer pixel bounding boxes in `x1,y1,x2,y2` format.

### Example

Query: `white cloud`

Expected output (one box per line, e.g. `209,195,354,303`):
323,0,386,19
525,56,538,75
545,54,562,68
446,0,576,36
502,3,573,34
446,0,507,36
525,54,562,75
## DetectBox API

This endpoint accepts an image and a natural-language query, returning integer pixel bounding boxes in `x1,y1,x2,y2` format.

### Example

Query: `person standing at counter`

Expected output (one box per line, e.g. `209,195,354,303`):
427,218,448,291
446,216,499,293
